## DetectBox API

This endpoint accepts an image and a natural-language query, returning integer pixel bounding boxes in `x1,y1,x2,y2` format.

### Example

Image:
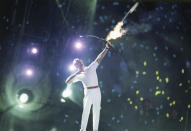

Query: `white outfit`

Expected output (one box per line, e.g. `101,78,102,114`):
72,61,101,131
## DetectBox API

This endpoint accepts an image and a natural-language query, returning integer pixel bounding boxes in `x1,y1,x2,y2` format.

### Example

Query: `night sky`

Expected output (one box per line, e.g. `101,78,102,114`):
0,0,191,131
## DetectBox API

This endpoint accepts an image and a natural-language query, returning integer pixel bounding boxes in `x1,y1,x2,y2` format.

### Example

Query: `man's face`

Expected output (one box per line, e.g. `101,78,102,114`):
73,59,84,70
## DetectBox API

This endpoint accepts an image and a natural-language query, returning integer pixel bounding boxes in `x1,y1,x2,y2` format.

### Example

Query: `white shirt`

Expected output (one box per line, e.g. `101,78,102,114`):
72,61,99,88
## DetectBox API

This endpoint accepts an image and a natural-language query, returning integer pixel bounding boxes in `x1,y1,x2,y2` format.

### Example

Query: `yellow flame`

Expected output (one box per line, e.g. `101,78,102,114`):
105,2,139,41
106,21,127,41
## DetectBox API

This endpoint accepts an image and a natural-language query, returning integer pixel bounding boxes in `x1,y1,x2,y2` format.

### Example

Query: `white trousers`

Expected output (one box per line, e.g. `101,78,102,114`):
80,87,101,131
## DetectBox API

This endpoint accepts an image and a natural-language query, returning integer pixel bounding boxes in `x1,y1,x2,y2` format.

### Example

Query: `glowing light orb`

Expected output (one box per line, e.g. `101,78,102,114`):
25,68,34,77
136,90,139,95
69,64,76,72
156,86,159,90
60,98,66,103
179,82,183,87
62,88,72,98
134,105,138,110
155,90,161,96
179,116,184,122
166,113,169,118
165,77,169,83
140,97,144,101
144,61,147,66
127,98,131,101
142,71,146,75
19,93,29,104
74,41,83,50
156,76,160,80
185,89,189,93
31,47,38,54
18,104,24,108
167,96,170,100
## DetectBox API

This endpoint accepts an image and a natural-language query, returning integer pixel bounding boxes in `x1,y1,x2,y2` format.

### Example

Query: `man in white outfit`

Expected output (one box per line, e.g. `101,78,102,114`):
65,41,111,131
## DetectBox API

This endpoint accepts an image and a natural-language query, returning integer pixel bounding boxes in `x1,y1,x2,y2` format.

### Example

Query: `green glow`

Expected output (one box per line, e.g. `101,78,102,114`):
65,84,83,107
3,68,52,120
62,87,72,98
55,0,69,26
87,0,97,32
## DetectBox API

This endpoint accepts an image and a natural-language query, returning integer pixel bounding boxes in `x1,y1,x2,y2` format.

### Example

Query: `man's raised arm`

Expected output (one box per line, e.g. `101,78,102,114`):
95,41,111,64
65,71,80,84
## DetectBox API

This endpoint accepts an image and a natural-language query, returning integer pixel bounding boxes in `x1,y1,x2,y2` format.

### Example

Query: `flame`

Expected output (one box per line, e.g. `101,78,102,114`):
105,2,139,41
129,2,139,14
106,21,127,41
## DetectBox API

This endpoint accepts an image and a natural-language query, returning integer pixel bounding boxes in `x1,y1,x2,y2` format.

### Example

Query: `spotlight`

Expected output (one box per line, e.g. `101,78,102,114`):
19,93,29,104
62,88,72,98
17,89,33,104
25,68,34,77
69,64,76,72
31,47,38,54
74,41,83,50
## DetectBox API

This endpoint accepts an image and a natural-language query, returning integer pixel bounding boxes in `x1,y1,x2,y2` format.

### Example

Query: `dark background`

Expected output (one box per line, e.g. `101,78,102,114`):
0,0,191,131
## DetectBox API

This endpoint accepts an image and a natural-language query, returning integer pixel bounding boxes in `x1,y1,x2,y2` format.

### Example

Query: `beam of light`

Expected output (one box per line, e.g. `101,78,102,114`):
74,41,83,50
106,2,139,41
18,104,24,108
62,88,72,98
87,0,97,32
55,0,69,27
25,68,34,77
62,84,83,107
19,93,29,104
31,47,38,54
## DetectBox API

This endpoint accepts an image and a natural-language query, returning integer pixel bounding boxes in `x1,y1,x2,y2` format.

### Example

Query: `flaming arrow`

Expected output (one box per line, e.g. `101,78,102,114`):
106,2,139,41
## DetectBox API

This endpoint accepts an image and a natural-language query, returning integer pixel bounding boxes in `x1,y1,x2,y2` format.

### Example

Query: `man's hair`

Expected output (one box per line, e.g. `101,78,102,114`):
73,58,83,68
73,58,80,65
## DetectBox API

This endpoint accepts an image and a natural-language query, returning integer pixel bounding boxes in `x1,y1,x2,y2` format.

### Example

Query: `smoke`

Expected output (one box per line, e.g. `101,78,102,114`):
105,22,152,41
125,23,152,35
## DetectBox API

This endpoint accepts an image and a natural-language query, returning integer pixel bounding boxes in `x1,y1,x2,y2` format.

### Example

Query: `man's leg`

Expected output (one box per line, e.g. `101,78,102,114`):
92,89,101,131
80,95,92,131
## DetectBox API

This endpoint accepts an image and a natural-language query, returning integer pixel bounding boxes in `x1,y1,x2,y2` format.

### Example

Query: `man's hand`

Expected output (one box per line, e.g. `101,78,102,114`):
95,40,111,64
